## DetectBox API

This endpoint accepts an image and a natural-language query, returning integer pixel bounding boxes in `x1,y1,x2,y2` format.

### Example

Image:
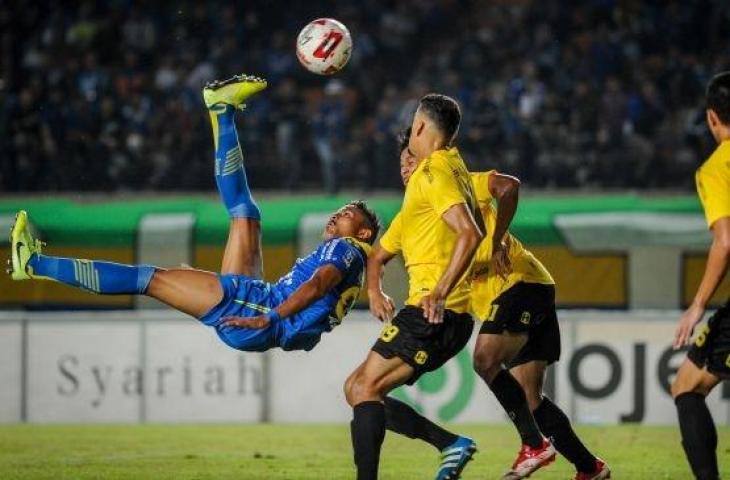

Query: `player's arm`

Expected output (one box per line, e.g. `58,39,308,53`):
223,265,343,329
674,216,730,348
367,213,402,322
270,264,344,320
487,171,520,278
421,202,483,323
367,243,397,322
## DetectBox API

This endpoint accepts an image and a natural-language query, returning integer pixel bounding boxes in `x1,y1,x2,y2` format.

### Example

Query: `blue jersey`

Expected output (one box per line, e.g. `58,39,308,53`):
270,237,369,350
201,237,369,352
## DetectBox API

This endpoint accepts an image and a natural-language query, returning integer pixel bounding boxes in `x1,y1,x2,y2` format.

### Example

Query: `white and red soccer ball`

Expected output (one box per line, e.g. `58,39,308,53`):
296,18,352,75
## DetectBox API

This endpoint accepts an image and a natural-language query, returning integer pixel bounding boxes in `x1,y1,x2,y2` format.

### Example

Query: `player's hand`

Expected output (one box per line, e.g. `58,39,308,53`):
369,290,396,322
673,304,705,349
222,315,270,330
490,240,512,280
419,293,445,324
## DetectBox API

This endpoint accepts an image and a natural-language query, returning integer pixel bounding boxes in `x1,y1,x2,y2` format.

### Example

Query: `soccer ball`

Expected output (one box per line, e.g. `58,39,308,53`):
296,18,352,75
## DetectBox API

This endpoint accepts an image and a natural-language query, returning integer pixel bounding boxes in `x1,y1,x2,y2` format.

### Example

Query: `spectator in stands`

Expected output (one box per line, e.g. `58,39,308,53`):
1,0,728,193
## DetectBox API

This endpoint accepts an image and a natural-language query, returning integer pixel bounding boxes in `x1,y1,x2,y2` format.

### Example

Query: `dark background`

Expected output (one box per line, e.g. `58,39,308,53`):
2,0,728,194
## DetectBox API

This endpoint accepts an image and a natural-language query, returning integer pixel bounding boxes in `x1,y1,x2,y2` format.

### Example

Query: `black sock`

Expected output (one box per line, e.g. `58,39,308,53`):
534,397,596,473
384,396,458,451
675,392,719,480
351,401,386,480
489,369,543,448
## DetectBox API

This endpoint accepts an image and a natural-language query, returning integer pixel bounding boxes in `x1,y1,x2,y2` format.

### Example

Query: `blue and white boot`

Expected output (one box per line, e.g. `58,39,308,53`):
434,436,477,480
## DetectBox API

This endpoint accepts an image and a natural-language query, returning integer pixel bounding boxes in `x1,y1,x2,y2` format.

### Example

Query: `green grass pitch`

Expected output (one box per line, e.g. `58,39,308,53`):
0,423,727,479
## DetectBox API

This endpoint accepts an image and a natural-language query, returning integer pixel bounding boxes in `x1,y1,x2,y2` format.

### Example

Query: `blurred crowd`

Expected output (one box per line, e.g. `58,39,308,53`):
1,0,728,193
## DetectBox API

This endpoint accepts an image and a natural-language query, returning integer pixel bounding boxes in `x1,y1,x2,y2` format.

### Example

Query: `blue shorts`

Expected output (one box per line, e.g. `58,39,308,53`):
199,274,284,352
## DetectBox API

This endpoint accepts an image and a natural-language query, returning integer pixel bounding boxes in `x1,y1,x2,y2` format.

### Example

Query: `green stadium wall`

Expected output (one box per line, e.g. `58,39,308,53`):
1,195,728,309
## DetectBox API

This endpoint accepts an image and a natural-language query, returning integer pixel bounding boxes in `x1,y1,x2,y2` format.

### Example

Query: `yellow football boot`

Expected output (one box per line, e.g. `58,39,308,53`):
7,210,47,281
203,74,267,110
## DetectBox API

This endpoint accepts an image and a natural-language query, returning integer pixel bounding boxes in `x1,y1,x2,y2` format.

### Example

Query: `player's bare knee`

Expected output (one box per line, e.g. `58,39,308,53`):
347,373,379,405
344,371,360,406
473,350,501,382
671,365,688,397
344,373,360,406
670,378,689,399
671,360,720,398
671,378,706,398
671,376,713,398
343,380,352,405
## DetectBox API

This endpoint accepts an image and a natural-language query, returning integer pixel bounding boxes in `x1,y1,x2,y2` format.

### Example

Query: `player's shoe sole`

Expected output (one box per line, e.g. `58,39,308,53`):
7,210,45,281
434,437,477,480
203,74,267,110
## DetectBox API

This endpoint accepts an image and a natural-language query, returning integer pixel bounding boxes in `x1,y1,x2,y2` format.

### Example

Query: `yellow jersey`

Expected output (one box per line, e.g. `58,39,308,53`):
469,171,554,321
696,140,730,228
380,147,479,313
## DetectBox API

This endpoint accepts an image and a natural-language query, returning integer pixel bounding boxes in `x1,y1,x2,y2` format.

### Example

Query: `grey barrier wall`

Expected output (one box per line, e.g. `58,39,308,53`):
0,311,265,423
0,310,728,425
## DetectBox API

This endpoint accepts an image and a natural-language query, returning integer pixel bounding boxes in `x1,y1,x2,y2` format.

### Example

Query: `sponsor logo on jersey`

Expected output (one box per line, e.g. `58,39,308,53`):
343,249,355,268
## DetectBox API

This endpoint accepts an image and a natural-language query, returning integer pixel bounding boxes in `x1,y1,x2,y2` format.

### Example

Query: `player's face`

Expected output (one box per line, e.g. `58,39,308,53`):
324,206,370,242
400,147,418,186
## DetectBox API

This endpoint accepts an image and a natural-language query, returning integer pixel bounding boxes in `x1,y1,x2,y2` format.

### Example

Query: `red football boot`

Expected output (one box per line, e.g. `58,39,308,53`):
501,438,556,479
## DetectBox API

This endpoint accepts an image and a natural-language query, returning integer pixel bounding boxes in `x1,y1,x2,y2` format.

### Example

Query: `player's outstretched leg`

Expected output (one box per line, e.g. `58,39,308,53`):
672,359,721,480
473,333,555,480
383,396,476,480
511,361,610,480
8,210,223,319
203,74,267,278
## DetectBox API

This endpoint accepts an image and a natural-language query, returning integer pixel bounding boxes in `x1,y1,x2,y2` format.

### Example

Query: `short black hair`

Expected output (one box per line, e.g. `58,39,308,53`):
707,72,730,125
347,200,381,245
418,93,461,145
398,126,411,153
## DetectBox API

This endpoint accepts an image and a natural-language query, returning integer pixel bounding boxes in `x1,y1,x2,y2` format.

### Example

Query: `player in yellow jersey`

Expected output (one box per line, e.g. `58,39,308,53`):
671,72,730,480
381,131,555,479
468,170,609,480
386,129,606,480
344,94,483,480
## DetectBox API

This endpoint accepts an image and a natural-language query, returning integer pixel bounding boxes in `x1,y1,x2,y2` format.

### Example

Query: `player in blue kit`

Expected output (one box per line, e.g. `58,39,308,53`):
7,74,380,353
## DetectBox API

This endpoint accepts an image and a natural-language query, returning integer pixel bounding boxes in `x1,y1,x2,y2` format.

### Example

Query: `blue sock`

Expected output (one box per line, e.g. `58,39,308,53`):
209,105,261,220
28,254,156,294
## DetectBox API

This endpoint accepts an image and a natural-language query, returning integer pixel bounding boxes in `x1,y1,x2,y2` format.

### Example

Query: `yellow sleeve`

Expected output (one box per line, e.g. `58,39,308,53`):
419,159,467,216
379,212,403,254
697,164,730,228
470,171,496,204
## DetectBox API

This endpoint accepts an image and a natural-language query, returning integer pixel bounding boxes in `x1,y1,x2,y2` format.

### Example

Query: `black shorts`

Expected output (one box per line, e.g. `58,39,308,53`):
371,306,474,385
478,282,561,367
688,300,730,379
